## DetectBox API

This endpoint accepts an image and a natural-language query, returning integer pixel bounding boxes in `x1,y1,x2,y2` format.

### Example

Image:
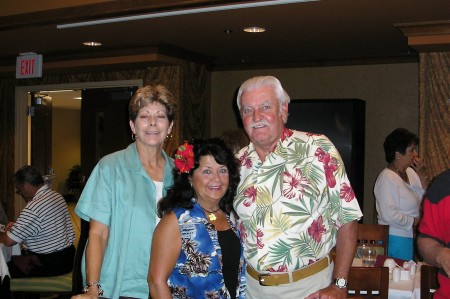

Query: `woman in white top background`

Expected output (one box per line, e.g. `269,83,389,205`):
374,128,429,261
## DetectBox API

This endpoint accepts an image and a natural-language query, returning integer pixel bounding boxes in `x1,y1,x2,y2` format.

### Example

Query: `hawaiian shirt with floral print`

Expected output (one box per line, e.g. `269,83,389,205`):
234,127,363,272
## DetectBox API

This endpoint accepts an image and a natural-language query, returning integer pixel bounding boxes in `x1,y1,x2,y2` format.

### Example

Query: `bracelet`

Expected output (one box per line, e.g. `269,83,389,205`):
83,280,104,296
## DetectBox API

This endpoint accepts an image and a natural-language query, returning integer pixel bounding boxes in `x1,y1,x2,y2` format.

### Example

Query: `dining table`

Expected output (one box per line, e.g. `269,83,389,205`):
352,258,421,299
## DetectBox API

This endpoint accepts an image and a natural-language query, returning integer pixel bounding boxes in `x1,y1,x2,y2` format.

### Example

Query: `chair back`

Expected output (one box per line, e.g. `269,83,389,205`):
421,264,439,299
347,266,389,298
357,224,389,256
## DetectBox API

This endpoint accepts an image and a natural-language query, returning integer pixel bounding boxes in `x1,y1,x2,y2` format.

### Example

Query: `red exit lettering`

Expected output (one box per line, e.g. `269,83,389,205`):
20,59,35,75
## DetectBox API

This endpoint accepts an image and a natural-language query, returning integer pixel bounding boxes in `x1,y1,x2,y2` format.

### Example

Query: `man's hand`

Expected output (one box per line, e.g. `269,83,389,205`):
304,284,347,299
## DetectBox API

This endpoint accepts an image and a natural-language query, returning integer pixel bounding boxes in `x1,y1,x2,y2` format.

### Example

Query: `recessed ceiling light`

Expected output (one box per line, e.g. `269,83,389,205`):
83,41,102,47
243,26,266,33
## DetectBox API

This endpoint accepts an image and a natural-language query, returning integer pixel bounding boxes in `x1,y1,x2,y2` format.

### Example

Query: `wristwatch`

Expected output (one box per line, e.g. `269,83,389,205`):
333,277,348,289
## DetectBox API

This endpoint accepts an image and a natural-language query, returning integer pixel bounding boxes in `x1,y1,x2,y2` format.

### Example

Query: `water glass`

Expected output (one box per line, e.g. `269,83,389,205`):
362,246,377,267
356,244,366,259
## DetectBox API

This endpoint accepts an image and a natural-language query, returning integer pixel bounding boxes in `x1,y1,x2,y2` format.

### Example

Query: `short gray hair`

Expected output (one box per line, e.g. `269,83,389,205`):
236,76,291,110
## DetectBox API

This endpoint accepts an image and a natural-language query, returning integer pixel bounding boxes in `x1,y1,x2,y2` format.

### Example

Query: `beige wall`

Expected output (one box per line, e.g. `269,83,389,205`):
52,107,81,195
211,63,419,223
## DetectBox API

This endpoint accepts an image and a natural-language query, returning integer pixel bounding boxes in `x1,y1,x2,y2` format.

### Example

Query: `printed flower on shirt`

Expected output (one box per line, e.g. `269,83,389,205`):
268,265,288,272
314,148,326,162
322,152,338,188
239,151,252,169
239,221,247,242
281,127,293,141
256,229,265,249
243,186,257,207
340,182,355,202
307,215,326,243
282,168,308,199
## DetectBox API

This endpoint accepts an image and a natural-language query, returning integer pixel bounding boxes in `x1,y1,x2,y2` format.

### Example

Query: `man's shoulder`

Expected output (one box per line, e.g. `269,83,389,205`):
286,129,331,145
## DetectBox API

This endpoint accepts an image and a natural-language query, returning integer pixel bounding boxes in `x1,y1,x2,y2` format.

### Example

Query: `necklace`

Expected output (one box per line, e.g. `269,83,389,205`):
391,164,407,181
199,204,221,221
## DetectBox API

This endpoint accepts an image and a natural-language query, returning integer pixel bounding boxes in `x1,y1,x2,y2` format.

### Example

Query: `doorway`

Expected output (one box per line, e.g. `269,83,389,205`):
14,80,143,217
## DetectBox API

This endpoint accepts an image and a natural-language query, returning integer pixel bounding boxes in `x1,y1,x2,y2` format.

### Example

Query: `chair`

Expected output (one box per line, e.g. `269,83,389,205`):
421,264,439,299
347,266,389,299
357,224,389,256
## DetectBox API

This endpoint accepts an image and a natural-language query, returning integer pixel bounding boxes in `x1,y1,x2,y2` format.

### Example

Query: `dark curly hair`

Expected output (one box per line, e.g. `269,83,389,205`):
383,128,419,163
158,138,240,218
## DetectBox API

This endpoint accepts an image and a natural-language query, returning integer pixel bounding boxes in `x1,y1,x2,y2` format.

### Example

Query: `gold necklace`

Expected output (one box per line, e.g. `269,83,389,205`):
199,204,221,221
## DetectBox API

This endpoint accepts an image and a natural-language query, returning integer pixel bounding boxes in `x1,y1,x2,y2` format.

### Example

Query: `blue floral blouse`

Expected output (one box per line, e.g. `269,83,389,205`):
169,202,246,299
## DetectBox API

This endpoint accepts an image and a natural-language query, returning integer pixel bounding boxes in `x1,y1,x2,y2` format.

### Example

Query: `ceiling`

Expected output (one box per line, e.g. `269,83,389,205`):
1,0,450,73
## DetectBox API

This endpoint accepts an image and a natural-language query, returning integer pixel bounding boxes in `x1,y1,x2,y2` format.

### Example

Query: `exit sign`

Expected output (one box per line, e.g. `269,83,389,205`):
16,53,43,78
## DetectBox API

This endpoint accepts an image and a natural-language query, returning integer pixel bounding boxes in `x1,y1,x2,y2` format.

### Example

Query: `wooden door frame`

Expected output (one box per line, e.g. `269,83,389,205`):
14,79,143,218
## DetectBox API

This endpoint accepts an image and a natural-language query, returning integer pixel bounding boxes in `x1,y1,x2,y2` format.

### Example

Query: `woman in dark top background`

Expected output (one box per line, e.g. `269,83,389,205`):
148,138,246,298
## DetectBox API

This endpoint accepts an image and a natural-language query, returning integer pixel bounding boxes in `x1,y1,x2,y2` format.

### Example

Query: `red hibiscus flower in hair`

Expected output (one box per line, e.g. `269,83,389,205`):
174,142,194,173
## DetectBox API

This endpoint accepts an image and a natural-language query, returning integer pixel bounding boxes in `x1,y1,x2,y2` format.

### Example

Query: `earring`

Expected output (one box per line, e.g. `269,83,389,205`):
166,133,173,139
131,133,136,141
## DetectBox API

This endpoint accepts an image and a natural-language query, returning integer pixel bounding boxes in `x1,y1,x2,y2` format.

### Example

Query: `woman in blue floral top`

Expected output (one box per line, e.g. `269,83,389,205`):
149,138,246,299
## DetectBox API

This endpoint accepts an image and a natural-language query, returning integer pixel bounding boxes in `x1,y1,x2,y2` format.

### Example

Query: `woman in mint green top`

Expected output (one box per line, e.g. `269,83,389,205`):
74,85,177,299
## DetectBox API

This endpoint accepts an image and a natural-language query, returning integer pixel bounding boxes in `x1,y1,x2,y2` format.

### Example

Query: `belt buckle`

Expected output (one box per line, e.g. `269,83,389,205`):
258,273,271,286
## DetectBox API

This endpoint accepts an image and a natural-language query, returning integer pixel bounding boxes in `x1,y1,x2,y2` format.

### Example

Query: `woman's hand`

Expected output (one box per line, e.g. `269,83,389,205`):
411,157,425,172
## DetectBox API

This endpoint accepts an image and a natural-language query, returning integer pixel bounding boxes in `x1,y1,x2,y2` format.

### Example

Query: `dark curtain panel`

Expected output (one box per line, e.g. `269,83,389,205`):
0,78,15,220
0,62,209,220
419,52,450,180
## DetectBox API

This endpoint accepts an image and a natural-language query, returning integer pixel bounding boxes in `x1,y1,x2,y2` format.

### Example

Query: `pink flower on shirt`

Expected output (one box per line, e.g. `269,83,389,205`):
308,216,326,243
281,127,293,141
340,182,355,202
314,148,326,162
239,221,247,241
322,153,338,188
268,265,288,272
282,168,307,199
256,229,265,249
243,186,257,207
239,151,252,169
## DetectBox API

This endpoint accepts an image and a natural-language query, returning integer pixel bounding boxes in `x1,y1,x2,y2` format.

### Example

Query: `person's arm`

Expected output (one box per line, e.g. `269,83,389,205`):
0,222,18,246
72,219,109,299
148,212,182,299
305,220,357,299
418,236,450,277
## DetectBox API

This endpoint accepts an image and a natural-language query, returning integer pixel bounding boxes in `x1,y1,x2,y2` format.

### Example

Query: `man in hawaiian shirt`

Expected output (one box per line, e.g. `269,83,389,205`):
233,76,363,299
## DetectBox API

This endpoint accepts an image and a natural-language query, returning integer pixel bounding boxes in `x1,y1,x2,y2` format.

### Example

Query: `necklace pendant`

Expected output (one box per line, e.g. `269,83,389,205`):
208,213,217,221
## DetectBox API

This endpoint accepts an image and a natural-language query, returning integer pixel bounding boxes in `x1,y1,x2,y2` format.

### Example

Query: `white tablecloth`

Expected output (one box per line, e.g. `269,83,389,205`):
0,243,21,282
352,259,421,299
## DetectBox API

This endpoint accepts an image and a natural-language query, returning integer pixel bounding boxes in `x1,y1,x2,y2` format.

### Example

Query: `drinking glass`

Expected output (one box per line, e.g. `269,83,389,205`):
356,244,366,259
362,246,377,267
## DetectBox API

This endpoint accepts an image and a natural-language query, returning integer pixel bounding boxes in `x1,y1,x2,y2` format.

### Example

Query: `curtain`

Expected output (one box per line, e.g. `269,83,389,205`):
419,52,450,180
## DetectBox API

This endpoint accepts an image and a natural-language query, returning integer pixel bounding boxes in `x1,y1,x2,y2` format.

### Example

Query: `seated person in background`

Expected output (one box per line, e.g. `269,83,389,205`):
149,138,246,299
374,128,427,261
417,169,450,299
0,165,75,277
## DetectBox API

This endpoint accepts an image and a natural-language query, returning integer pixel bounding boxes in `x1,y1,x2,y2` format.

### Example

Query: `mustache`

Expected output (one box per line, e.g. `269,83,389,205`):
247,120,269,129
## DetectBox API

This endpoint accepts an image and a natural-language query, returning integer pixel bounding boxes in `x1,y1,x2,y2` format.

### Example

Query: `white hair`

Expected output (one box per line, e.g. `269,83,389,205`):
236,76,291,111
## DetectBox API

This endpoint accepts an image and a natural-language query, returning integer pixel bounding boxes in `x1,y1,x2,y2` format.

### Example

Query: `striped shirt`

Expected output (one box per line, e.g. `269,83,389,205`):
8,186,75,254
